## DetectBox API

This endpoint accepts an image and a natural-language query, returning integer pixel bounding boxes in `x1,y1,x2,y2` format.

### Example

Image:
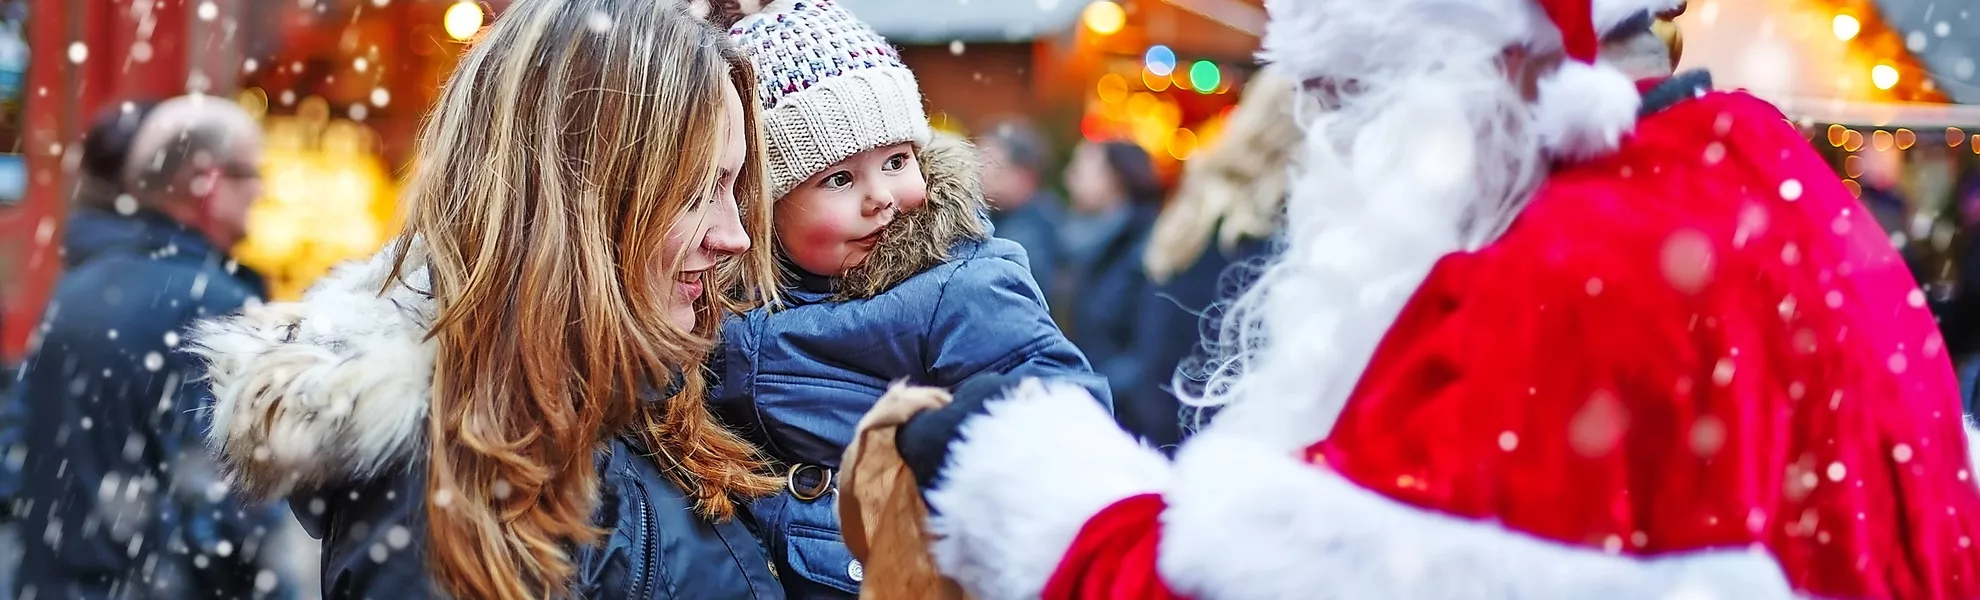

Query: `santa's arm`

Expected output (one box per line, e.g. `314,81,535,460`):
911,380,1803,600
913,377,1173,599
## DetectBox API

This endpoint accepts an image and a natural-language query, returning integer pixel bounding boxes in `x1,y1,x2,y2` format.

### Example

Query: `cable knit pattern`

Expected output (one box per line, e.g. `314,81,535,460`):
730,0,932,198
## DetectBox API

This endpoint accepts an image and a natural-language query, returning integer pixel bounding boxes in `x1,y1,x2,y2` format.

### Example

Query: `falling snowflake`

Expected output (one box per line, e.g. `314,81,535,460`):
1660,229,1716,295
1702,142,1727,164
1779,179,1803,201
142,352,164,372
1826,461,1847,482
1892,443,1913,464
67,42,87,64
1689,416,1726,457
586,10,613,34
370,87,391,107
196,1,218,21
949,40,965,55
1497,431,1518,452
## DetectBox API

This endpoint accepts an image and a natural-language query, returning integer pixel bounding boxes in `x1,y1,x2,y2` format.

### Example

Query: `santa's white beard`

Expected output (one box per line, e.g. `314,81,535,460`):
1183,54,1548,451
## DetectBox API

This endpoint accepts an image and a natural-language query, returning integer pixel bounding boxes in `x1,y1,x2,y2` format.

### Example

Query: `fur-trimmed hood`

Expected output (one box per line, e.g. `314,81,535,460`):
188,245,438,500
819,131,992,300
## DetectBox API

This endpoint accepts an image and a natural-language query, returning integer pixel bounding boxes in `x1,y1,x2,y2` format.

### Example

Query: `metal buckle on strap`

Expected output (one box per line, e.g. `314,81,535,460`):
787,463,834,502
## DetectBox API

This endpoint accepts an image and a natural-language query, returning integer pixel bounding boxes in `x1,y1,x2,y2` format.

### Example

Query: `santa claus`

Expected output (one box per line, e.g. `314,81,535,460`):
885,0,1980,598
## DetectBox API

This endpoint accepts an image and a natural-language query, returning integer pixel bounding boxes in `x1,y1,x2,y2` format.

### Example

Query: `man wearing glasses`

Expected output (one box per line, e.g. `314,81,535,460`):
4,95,291,599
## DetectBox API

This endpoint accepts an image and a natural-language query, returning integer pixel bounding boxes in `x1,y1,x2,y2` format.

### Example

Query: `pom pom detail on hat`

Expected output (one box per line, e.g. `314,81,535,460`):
729,0,933,199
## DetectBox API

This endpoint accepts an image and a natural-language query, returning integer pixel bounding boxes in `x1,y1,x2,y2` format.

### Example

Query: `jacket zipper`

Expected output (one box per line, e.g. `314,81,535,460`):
624,465,660,599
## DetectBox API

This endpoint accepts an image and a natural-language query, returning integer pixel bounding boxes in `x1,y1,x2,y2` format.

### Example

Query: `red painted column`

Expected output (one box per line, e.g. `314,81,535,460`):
1,0,200,361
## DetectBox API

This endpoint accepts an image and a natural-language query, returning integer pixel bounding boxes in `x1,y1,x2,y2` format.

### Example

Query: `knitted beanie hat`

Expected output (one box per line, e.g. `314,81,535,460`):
729,0,933,200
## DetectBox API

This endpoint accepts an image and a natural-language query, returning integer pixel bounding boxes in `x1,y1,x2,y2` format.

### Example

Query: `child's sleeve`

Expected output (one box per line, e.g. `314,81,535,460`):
927,258,1114,411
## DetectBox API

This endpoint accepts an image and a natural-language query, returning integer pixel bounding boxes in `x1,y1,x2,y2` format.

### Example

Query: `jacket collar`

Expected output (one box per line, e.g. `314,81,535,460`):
1637,70,1713,117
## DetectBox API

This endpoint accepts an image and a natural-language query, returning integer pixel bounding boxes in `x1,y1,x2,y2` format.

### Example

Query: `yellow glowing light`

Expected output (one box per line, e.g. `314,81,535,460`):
1833,15,1860,41
1843,129,1864,152
1827,124,1849,147
1167,128,1200,160
1097,73,1128,104
1872,64,1900,90
1127,91,1158,120
1872,129,1894,151
1895,128,1916,149
1083,1,1127,36
1142,69,1171,92
444,2,485,41
1948,127,1965,147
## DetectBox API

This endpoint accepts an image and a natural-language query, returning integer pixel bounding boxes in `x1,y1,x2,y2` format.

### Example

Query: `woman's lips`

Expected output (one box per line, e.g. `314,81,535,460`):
676,272,705,301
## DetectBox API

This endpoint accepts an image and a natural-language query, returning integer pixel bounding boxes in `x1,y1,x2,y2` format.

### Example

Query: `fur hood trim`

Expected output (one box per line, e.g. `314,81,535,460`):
188,244,437,500
827,131,991,299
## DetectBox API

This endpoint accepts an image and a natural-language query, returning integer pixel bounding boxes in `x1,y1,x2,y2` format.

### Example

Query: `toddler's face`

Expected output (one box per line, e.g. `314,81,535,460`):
776,142,927,276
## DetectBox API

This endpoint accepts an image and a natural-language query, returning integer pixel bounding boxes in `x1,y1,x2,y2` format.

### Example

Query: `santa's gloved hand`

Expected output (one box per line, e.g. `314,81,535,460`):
896,373,1026,490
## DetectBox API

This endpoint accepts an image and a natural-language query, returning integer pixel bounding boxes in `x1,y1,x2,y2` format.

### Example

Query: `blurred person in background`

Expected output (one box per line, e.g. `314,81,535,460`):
1136,69,1298,449
978,120,1065,291
1934,170,1980,412
1057,140,1162,444
4,96,295,600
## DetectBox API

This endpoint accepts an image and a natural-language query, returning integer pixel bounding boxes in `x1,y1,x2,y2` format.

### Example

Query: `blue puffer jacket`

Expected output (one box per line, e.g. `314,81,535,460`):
3,208,294,600
185,246,783,599
711,136,1110,598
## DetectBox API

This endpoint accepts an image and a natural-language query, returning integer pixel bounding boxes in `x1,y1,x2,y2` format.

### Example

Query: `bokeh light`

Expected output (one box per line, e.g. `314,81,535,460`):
1144,45,1176,77
1082,1,1126,36
1189,61,1220,94
1832,15,1860,41
443,2,485,41
1871,64,1900,90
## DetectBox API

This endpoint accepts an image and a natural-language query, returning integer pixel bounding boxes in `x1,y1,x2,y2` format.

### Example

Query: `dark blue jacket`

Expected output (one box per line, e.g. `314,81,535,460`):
294,436,782,600
182,246,783,600
989,192,1064,292
1056,204,1160,433
1117,236,1275,451
3,208,292,599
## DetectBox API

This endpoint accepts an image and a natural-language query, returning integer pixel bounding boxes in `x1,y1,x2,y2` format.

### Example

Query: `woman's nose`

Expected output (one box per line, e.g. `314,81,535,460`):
702,210,752,256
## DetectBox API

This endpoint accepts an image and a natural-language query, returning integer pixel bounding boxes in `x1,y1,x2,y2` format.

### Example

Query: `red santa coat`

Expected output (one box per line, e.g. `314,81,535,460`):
921,89,1980,600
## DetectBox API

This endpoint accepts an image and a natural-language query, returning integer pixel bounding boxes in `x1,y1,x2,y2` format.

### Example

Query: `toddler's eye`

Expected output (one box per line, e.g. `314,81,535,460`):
824,172,853,188
883,153,909,171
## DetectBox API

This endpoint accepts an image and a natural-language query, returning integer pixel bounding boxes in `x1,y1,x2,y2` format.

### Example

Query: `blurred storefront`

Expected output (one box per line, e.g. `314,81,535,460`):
0,0,496,360
847,0,1265,183
1677,0,1979,294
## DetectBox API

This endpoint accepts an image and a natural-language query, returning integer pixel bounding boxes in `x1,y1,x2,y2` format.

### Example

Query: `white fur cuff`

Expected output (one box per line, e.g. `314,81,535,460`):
926,379,1172,600
1532,60,1644,161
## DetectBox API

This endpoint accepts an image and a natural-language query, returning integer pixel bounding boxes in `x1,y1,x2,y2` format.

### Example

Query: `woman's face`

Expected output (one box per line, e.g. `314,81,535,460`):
661,79,753,331
1065,142,1121,214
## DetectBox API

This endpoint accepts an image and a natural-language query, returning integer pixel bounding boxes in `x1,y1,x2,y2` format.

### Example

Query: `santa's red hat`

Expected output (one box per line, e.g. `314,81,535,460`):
1259,0,1680,160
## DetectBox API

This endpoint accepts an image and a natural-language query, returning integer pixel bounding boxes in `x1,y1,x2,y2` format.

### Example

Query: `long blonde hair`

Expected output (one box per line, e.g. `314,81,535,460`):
382,0,780,597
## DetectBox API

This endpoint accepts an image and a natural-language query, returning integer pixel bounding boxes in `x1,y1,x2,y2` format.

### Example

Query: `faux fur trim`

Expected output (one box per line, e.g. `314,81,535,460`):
1532,60,1644,161
187,244,436,500
1593,0,1685,35
1158,432,1801,599
926,379,1172,600
828,131,991,299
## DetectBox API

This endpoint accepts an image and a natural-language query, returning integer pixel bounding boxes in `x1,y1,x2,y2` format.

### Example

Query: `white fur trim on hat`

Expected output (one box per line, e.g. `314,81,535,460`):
760,66,932,199
1531,59,1644,160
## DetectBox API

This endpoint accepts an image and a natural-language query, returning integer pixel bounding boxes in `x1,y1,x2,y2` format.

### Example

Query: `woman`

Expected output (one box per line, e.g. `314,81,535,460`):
1138,69,1298,444
1056,140,1166,445
187,1,784,597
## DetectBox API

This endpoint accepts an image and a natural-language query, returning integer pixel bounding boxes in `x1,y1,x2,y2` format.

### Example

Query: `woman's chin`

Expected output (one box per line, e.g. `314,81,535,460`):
667,308,698,333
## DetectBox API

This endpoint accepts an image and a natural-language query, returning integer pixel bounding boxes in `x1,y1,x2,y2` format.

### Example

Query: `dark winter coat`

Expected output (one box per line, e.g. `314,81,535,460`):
1055,203,1160,431
989,191,1065,292
3,208,292,600
184,245,783,600
1115,235,1275,452
711,135,1109,599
